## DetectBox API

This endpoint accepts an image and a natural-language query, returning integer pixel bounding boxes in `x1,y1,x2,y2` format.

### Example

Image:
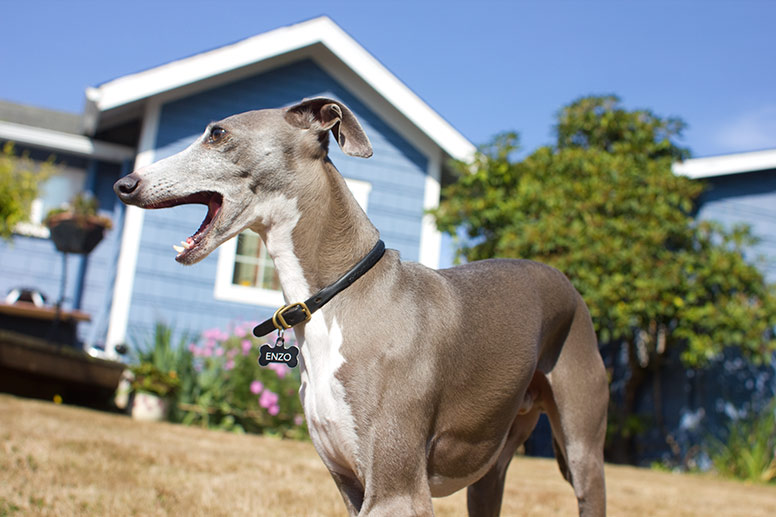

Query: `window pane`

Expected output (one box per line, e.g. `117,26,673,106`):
261,257,281,291
233,260,258,286
232,230,280,291
33,167,87,224
235,231,261,257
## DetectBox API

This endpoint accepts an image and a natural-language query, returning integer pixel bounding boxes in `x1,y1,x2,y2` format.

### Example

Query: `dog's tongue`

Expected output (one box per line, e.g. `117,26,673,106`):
169,192,222,258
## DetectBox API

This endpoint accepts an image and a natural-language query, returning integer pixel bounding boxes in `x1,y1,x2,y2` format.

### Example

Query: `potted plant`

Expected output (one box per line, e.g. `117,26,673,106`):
44,193,112,254
129,362,181,422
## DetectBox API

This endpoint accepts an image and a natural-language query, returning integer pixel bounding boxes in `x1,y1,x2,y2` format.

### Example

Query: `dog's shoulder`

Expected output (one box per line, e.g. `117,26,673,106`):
437,258,578,300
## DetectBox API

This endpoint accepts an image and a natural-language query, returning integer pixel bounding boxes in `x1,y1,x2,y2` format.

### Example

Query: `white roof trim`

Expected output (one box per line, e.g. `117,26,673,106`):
85,17,475,161
0,121,135,162
673,148,776,179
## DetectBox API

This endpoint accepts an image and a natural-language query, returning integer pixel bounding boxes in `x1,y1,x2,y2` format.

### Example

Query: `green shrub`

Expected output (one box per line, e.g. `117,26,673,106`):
128,322,195,408
129,362,180,398
0,142,57,240
128,322,306,438
709,399,776,483
176,323,307,439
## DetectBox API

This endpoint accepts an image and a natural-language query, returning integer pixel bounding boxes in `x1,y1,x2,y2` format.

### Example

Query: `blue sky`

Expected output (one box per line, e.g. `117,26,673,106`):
1,0,774,158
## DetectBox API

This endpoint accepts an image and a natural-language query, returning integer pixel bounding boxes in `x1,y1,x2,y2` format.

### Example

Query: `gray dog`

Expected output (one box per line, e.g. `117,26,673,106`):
115,98,608,516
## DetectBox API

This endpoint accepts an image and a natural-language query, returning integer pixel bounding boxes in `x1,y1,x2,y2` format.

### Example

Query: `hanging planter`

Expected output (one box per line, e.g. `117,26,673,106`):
44,193,112,254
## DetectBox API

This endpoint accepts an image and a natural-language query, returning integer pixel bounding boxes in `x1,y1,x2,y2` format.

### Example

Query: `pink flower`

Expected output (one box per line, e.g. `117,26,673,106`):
234,325,247,338
203,328,230,342
294,415,304,426
259,390,279,409
224,359,235,371
267,362,289,379
202,328,222,340
250,381,264,395
215,347,224,357
268,404,279,416
241,340,252,355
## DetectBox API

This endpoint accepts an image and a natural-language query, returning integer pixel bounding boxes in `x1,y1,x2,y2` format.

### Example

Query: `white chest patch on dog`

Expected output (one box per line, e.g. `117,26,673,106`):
298,316,359,476
259,196,308,302
259,196,359,476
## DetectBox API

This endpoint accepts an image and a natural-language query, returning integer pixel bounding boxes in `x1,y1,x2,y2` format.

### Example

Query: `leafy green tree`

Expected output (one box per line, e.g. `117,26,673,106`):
0,142,56,239
432,95,776,463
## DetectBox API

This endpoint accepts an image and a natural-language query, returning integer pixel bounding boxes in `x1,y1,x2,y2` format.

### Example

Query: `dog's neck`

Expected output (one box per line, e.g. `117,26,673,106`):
254,158,379,303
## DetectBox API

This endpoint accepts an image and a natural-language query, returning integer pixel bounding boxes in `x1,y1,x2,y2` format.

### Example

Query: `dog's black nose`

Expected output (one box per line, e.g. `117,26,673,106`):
114,174,140,198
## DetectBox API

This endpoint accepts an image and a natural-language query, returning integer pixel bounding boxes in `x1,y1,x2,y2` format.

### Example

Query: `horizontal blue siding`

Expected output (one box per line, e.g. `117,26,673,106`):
696,168,776,282
125,59,431,342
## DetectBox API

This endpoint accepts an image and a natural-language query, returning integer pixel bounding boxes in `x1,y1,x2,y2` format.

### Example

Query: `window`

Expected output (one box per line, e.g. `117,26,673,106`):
15,164,87,238
214,178,372,307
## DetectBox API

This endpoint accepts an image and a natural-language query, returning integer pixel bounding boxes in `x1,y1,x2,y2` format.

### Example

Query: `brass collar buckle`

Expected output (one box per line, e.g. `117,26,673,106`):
253,239,385,338
271,302,312,330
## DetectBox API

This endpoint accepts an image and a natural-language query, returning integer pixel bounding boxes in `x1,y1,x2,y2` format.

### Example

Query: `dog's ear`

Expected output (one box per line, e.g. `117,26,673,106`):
284,98,373,158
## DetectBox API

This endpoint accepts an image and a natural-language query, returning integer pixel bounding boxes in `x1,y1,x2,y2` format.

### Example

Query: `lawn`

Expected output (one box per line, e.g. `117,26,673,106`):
1,394,775,516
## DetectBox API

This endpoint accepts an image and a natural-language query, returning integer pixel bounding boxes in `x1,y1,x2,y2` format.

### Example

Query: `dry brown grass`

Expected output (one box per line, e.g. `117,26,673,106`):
1,393,775,516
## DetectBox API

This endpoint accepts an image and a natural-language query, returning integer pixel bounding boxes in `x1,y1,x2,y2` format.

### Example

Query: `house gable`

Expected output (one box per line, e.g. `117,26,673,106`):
85,16,474,163
119,59,436,340
85,17,475,349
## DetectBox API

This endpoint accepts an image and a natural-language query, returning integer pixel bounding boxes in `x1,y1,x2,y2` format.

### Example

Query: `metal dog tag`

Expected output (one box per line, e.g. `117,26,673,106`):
257,333,299,368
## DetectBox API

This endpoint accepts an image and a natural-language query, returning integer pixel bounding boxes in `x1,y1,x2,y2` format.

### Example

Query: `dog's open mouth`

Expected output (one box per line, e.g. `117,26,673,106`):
147,192,223,261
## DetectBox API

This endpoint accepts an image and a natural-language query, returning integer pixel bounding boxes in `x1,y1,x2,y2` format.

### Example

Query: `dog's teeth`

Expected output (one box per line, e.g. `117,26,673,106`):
181,240,193,250
173,244,185,253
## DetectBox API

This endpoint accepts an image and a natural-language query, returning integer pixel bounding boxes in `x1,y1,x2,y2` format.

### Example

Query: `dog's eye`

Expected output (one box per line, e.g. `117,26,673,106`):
208,126,226,143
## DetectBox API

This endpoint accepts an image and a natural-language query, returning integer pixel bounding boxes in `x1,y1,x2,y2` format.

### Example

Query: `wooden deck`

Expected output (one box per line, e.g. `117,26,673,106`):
0,301,90,348
0,329,125,410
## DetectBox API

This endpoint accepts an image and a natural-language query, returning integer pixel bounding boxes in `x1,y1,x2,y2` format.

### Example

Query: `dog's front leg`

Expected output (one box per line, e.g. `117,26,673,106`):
358,442,435,516
360,480,434,516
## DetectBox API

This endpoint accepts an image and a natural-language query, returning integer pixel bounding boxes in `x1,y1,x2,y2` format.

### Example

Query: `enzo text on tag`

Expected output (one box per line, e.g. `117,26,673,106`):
258,342,299,368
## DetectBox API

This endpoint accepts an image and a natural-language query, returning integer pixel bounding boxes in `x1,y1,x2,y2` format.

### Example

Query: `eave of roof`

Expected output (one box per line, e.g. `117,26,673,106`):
0,99,83,135
84,16,475,161
0,120,135,162
673,148,776,179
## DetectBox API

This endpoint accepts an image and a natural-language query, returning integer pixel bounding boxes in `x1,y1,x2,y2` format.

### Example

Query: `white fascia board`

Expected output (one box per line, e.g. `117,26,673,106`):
673,149,776,179
86,17,475,163
105,100,160,352
419,148,443,269
0,121,135,162
86,23,320,113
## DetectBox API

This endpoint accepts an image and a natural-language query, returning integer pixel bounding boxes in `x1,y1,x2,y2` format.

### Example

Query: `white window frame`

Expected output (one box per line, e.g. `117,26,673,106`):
213,178,372,307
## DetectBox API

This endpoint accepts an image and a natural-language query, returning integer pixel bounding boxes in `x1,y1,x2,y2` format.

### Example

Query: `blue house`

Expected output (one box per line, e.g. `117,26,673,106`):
2,16,774,372
0,17,474,357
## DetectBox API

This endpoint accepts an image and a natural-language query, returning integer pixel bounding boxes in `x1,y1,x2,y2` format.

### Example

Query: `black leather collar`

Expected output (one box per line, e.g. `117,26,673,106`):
253,239,386,337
